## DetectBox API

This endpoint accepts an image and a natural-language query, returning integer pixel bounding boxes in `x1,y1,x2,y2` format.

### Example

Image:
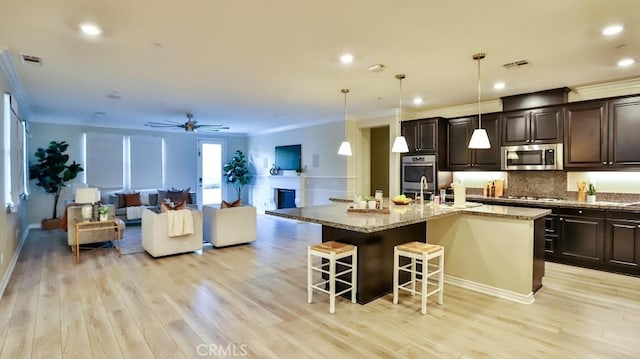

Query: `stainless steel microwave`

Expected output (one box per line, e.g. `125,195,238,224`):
501,143,563,170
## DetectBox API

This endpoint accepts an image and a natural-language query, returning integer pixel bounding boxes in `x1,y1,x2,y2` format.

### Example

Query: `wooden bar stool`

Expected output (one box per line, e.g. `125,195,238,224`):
307,241,357,314
393,242,444,315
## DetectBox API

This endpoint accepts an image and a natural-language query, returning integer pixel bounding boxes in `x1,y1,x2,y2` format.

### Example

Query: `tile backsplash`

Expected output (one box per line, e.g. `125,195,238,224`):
464,171,640,203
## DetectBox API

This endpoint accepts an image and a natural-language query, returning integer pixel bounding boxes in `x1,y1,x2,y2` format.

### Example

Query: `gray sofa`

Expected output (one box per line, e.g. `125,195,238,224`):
107,190,197,224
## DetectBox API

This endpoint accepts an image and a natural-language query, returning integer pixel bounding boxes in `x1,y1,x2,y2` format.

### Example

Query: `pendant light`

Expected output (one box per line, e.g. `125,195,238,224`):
391,74,409,153
468,52,491,149
338,88,352,156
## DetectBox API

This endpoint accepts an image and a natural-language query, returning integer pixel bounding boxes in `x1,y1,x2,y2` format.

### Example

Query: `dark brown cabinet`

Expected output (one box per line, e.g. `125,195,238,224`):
564,101,608,168
544,213,559,256
565,96,640,169
401,117,447,154
605,211,640,274
558,208,605,263
502,106,563,145
446,114,500,170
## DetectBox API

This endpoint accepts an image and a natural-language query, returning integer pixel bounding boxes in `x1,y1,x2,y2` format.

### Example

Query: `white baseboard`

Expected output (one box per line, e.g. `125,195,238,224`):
28,223,41,229
0,227,30,300
444,274,534,305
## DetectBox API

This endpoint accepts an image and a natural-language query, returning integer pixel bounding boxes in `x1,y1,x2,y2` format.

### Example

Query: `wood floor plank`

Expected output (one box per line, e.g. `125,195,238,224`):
1,216,639,358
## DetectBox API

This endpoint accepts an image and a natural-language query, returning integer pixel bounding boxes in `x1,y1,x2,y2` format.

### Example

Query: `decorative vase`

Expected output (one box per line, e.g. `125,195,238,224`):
586,195,596,203
367,201,377,209
99,212,108,221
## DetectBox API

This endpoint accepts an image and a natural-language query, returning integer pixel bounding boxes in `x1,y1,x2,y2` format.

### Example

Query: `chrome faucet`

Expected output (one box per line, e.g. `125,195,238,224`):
420,175,428,205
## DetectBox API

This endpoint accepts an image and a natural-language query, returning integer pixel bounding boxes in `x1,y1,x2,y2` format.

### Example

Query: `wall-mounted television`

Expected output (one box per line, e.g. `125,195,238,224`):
275,144,301,170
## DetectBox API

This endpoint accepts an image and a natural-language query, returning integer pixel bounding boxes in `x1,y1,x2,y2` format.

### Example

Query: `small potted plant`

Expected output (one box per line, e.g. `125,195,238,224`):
98,205,110,221
296,165,307,176
586,183,597,203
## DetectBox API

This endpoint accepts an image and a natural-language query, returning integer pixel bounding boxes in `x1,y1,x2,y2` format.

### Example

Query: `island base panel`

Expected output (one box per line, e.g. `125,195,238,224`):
322,222,426,304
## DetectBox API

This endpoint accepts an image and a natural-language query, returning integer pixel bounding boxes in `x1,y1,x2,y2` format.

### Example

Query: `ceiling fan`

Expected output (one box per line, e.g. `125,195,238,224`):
144,113,229,132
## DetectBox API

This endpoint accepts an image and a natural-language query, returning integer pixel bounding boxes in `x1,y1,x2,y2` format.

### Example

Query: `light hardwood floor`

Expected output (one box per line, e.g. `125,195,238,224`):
1,214,639,358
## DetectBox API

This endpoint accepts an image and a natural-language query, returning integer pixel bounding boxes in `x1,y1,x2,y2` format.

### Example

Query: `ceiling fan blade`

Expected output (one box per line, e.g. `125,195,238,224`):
144,122,181,127
195,124,227,128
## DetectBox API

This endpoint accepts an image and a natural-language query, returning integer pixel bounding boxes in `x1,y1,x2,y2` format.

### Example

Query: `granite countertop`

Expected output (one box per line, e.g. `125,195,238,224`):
266,202,550,233
464,194,640,210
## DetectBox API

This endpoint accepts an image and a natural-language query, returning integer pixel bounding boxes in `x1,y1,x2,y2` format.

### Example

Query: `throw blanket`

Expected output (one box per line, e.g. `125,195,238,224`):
126,205,147,220
167,209,194,237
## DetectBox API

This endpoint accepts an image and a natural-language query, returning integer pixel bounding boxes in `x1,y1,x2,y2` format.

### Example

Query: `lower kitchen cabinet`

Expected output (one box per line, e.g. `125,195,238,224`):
544,213,559,256
605,211,640,274
558,208,605,263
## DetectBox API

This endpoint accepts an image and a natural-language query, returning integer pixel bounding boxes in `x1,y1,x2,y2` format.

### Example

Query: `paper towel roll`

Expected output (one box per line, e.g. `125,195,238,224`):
453,184,466,208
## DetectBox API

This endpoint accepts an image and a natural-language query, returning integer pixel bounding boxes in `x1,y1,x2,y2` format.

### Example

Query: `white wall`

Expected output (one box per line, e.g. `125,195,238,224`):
247,121,349,212
27,122,247,225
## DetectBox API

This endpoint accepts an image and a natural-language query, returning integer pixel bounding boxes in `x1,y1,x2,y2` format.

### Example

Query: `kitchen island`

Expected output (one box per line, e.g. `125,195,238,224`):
266,202,550,304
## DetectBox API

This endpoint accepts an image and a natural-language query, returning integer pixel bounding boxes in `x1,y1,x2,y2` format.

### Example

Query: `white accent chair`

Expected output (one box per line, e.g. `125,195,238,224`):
141,208,203,257
66,204,118,247
202,205,257,247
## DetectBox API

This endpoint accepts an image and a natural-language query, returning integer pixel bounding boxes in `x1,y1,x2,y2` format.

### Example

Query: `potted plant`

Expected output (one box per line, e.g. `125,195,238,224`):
586,183,597,203
223,150,250,201
296,165,307,176
98,205,110,221
29,141,84,229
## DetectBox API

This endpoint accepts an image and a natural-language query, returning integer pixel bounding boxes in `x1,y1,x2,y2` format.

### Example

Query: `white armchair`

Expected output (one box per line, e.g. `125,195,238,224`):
141,208,203,257
203,205,256,247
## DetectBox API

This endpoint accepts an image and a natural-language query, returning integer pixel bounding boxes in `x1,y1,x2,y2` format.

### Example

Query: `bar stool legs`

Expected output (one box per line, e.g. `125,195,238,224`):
307,241,357,314
393,242,444,315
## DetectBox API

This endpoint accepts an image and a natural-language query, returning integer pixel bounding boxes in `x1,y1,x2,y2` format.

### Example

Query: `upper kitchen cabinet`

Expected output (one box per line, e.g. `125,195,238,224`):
401,117,447,153
446,113,500,170
502,106,563,146
565,96,640,169
401,117,447,166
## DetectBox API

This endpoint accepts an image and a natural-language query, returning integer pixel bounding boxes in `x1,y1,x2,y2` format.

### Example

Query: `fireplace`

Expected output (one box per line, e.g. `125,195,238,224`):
276,188,296,209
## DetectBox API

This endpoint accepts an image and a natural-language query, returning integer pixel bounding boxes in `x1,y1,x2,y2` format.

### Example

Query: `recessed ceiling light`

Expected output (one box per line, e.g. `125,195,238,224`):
340,53,354,64
413,97,423,105
602,24,623,36
617,58,635,67
80,23,102,36
494,82,506,90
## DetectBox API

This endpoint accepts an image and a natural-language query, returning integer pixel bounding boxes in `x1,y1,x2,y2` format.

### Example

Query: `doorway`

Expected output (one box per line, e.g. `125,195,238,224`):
197,139,224,206
370,126,390,195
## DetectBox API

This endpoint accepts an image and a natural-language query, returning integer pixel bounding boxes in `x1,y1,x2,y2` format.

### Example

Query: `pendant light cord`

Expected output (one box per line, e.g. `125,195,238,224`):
396,74,406,130
473,53,485,128
342,88,349,138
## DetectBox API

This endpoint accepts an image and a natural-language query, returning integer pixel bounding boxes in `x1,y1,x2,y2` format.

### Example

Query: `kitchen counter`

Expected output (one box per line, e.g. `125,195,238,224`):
267,202,548,304
266,202,549,233
463,194,640,210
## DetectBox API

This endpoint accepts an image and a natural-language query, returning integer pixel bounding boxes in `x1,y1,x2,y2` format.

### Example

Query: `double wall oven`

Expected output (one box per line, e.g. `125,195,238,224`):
401,154,436,197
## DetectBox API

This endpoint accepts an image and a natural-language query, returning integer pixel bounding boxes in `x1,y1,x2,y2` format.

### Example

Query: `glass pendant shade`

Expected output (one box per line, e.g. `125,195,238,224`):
338,141,352,156
468,129,491,149
391,136,409,153
338,89,352,156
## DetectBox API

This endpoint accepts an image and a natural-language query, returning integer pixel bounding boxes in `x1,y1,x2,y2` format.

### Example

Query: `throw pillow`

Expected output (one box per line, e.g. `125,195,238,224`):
124,192,143,207
160,200,187,212
116,193,127,208
167,188,189,204
220,199,241,209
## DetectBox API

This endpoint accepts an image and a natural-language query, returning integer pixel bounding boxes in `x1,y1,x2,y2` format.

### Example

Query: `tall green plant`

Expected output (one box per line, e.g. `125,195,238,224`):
29,141,84,219
223,150,250,200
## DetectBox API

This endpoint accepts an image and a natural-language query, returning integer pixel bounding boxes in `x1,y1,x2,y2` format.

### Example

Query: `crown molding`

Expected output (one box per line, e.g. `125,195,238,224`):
569,77,640,102
415,99,502,119
0,47,31,119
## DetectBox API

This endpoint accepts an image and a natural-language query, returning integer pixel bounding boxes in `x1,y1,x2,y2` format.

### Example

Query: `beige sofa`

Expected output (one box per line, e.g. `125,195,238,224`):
141,208,203,257
66,204,118,247
203,205,256,247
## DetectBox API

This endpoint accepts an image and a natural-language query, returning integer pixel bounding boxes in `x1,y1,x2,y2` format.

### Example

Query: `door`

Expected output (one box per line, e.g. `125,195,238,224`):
502,110,529,145
418,120,437,152
472,114,501,169
530,107,563,144
608,96,640,167
370,126,389,196
560,215,604,262
401,121,419,152
606,219,640,269
197,139,225,206
446,117,472,169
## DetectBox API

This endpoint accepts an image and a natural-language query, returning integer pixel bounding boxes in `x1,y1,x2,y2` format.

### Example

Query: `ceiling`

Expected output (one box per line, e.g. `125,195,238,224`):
0,0,639,135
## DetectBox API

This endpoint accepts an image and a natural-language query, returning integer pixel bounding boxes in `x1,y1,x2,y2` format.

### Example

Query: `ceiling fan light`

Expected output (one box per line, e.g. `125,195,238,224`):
338,141,352,156
391,136,409,153
468,129,491,149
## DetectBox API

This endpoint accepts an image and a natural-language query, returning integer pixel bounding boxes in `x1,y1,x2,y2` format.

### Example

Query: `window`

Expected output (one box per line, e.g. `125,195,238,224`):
3,93,27,211
130,135,163,189
85,132,125,188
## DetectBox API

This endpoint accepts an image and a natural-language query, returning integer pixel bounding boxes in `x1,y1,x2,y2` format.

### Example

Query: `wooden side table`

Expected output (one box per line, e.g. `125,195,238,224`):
74,218,124,263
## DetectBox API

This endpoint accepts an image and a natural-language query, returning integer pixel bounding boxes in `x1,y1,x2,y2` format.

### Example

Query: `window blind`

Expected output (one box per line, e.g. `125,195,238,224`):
130,135,163,189
85,133,124,188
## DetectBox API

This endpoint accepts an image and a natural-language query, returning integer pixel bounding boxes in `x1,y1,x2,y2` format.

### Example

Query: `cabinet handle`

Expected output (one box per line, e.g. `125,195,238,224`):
559,218,564,221
602,162,607,165
578,210,583,214
609,161,613,165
